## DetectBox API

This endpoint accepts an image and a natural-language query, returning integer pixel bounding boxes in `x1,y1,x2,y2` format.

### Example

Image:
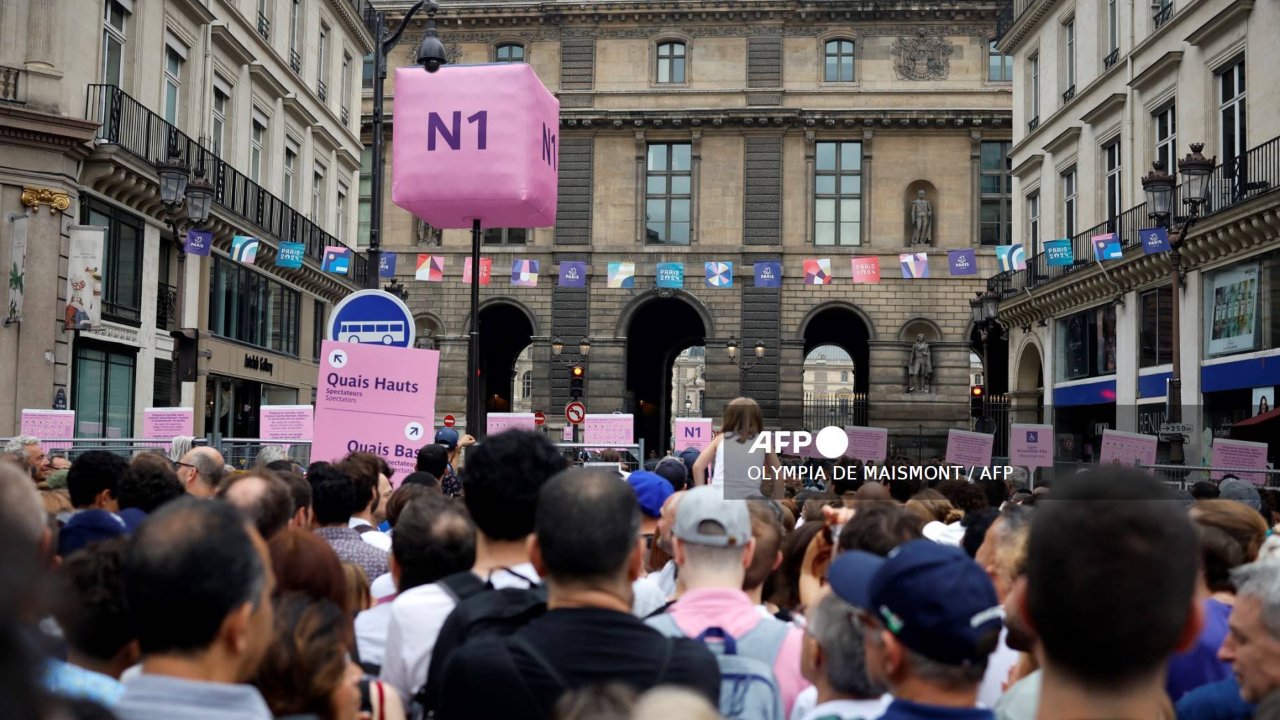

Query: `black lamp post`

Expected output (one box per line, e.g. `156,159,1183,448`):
156,134,213,408
1141,143,1215,465
726,336,767,370
969,289,1001,430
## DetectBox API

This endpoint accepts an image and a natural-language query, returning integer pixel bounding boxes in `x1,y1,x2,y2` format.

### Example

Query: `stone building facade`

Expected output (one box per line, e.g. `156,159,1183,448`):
371,0,1014,454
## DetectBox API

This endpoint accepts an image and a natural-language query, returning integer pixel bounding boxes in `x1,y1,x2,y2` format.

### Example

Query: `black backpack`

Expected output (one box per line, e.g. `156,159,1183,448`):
415,569,548,716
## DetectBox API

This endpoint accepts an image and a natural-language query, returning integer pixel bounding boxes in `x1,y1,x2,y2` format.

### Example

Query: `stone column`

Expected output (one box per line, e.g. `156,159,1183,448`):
778,338,806,431
22,0,62,114
970,130,983,244
9,188,71,429
435,336,469,424
701,335,741,426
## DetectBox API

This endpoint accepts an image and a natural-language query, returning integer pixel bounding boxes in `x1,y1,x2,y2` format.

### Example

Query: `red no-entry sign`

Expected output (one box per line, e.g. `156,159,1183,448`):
565,402,586,425
534,411,546,426
442,414,456,428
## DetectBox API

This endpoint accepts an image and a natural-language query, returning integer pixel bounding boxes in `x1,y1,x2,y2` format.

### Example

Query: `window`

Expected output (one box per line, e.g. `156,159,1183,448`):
208,256,301,355
163,44,184,125
313,300,325,360
1064,18,1076,96
83,198,143,323
336,184,347,243
1104,140,1122,231
1062,166,1077,238
521,371,533,399
1220,60,1246,164
988,41,1013,82
73,341,136,439
1057,304,1118,381
341,52,352,121
483,228,528,245
250,116,266,185
318,24,329,99
211,84,229,157
102,0,128,86
1029,53,1040,125
257,0,271,40
283,141,298,204
1107,0,1119,54
362,54,373,88
980,141,1012,245
358,145,372,246
823,39,855,82
312,167,325,225
1154,103,1177,172
814,141,863,246
1140,286,1173,367
1027,191,1041,255
153,358,173,409
289,0,302,71
496,43,525,63
645,143,692,245
840,370,849,382
656,42,686,84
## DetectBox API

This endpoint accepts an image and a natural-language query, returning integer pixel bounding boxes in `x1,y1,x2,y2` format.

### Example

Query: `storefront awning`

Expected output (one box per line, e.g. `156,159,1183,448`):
1233,407,1280,428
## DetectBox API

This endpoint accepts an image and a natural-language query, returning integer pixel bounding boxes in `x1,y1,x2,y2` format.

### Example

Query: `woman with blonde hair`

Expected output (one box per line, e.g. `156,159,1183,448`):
691,397,782,499
905,488,964,525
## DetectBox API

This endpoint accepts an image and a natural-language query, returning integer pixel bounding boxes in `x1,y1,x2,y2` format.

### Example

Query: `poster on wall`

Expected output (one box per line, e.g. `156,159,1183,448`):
6,214,27,323
1252,387,1275,416
65,226,106,330
1207,263,1260,356
21,409,75,450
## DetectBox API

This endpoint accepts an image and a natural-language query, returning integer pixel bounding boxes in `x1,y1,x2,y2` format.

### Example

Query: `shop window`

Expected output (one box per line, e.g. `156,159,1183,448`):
1056,304,1117,381
1140,286,1173,367
208,255,300,355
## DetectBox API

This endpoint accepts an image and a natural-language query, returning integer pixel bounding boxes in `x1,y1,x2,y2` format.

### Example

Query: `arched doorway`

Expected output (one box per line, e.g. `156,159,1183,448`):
1014,341,1045,424
801,305,872,431
624,296,707,455
476,302,534,431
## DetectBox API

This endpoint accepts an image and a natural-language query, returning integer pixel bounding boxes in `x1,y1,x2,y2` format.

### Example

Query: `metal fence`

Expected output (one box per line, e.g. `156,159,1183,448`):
219,439,312,470
4,438,206,462
803,393,869,432
555,443,646,472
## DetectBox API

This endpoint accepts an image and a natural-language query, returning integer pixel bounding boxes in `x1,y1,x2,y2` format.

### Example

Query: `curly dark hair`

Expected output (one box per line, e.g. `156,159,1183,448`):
118,454,185,514
934,479,990,516
53,537,133,662
252,593,351,720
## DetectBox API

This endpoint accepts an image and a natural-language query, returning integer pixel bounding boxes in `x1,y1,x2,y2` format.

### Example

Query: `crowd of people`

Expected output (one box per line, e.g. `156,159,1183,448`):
4,399,1280,720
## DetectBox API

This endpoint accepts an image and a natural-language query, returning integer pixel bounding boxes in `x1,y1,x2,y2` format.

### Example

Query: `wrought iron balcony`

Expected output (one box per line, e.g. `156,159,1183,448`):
257,13,271,41
1028,115,1040,131
1062,85,1076,103
0,65,24,104
317,79,327,102
290,50,302,74
1103,48,1120,70
156,283,177,331
341,106,350,126
1154,2,1174,29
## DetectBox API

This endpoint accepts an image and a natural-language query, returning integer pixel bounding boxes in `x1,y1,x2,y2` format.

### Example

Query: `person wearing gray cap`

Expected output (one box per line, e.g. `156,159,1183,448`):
1218,476,1264,512
646,486,810,719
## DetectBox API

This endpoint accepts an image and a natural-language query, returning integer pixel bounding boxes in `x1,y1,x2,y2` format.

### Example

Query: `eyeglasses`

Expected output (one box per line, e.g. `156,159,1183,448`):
175,461,198,474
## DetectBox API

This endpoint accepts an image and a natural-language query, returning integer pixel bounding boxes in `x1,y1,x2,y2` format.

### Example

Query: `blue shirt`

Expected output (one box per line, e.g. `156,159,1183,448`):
877,698,995,720
1167,598,1233,701
1175,677,1254,720
44,660,124,707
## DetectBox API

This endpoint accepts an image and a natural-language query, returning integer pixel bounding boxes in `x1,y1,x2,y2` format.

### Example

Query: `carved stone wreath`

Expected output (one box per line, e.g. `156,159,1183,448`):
890,31,954,81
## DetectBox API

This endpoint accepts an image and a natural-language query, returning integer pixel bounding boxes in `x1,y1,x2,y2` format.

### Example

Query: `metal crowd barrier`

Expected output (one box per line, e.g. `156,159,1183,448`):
218,438,312,470
554,442,646,473
0,437,207,462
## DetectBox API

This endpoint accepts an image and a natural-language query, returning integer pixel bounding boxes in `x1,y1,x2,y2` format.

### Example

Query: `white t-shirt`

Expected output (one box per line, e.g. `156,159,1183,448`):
354,601,394,670
797,696,892,720
978,628,1020,709
348,517,393,552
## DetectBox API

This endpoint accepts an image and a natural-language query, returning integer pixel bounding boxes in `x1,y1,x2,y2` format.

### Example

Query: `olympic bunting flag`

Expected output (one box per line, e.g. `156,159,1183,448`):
1045,239,1074,267
1140,227,1171,255
231,235,259,265
900,252,929,279
322,246,351,275
656,262,684,288
754,261,782,288
948,249,977,276
559,261,587,287
462,257,492,285
1092,233,1122,261
804,258,833,285
996,244,1026,271
511,259,540,287
705,262,733,288
850,257,881,284
276,242,305,269
379,253,398,278
416,254,445,282
607,262,636,288
184,229,212,257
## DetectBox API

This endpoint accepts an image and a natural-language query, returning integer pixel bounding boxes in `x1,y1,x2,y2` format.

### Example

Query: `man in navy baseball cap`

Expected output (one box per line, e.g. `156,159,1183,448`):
829,539,1003,720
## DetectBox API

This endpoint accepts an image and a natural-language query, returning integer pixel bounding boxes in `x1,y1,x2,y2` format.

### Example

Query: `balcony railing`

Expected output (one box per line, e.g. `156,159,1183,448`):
86,84,367,286
1153,2,1174,29
290,50,302,74
341,106,350,126
1103,48,1120,70
317,79,327,102
156,283,177,331
995,2,1016,42
1028,115,1040,131
257,13,271,40
1062,85,1076,103
987,134,1280,298
0,65,24,104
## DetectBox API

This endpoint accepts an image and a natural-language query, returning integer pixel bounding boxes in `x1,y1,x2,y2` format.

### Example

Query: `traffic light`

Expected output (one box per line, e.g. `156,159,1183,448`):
970,384,985,418
171,329,210,382
569,365,585,399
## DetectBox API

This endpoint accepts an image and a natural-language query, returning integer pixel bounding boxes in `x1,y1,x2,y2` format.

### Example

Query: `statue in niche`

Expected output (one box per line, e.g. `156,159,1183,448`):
908,333,933,393
910,190,933,245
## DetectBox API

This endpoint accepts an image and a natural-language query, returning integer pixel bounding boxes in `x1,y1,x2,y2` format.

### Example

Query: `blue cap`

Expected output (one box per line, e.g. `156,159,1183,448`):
829,540,1003,666
59,509,128,557
627,470,674,519
435,428,460,450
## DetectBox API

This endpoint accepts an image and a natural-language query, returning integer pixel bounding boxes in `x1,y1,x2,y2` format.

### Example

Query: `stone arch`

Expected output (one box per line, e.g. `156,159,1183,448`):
1014,335,1046,393
614,288,715,340
468,297,540,336
898,317,944,343
414,312,444,349
796,300,877,342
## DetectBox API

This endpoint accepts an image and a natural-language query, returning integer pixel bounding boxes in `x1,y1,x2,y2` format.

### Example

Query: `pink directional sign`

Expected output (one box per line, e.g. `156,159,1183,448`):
392,63,559,229
1099,430,1158,467
673,418,714,452
584,414,634,447
261,405,314,441
142,408,194,449
845,427,889,462
312,340,440,480
1009,423,1054,469
487,412,536,436
945,429,995,467
21,409,75,449
1211,438,1270,485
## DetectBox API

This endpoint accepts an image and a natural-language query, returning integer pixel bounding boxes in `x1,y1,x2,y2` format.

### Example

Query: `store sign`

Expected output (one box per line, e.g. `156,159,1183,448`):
244,354,274,375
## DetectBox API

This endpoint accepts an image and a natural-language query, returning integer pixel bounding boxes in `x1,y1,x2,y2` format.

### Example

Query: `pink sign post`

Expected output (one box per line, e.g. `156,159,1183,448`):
1099,430,1159,467
945,429,995,467
20,409,75,449
392,64,559,230
844,427,889,462
673,418,714,452
1009,423,1054,469
487,413,536,436
312,340,440,480
142,408,194,450
1211,438,1270,485
583,414,634,448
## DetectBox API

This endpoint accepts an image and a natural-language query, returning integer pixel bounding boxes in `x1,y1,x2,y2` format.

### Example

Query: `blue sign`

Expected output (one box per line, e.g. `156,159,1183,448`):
1045,239,1074,267
1140,227,1171,255
327,290,417,348
379,253,398,278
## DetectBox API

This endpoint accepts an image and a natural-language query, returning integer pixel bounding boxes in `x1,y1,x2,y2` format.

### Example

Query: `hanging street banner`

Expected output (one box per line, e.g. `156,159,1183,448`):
1140,227,1172,255
487,412,537,436
673,418,714,452
416,254,445,282
183,228,212,257
705,262,733,288
754,261,782,288
850,257,881,284
900,252,930,279
322,246,352,275
1044,239,1074,267
462,257,492,285
312,340,440,478
1091,233,1123,261
511,259,540,287
995,244,1026,272
391,63,559,229
607,262,635,288
6,213,27,323
559,261,587,287
66,226,105,330
1009,423,1054,468
276,241,305,269
231,235,260,265
656,262,684,288
947,249,977,276
1099,429,1158,466
804,258,832,285
379,253,398,278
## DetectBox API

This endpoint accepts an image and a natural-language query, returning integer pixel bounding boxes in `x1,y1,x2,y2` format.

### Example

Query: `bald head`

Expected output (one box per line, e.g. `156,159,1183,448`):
218,472,293,540
657,490,686,554
853,482,892,504
179,446,225,498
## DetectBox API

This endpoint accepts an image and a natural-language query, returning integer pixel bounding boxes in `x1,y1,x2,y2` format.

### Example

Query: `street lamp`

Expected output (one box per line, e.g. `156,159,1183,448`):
551,336,591,366
969,289,1002,431
1141,143,1216,466
383,277,408,301
726,336,767,370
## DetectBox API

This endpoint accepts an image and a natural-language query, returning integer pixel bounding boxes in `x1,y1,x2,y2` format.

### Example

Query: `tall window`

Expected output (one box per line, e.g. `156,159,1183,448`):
483,228,528,245
1140,286,1173,367
656,42,686,84
1219,60,1246,164
257,0,271,40
521,371,533,399
1029,53,1040,124
289,0,302,71
312,300,325,361
73,342,136,439
84,198,143,322
1106,0,1119,55
317,24,330,99
312,167,325,225
283,141,298,204
1061,166,1077,238
496,43,525,63
645,143,692,245
358,146,372,246
1027,191,1041,254
208,256,300,355
341,52,352,122
980,141,1012,245
163,45,184,125
102,0,128,86
814,141,863,246
336,184,348,242
1064,18,1076,95
1154,103,1177,172
211,85,229,157
1104,140,1122,231
988,41,1013,82
823,39,855,82
250,116,266,184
